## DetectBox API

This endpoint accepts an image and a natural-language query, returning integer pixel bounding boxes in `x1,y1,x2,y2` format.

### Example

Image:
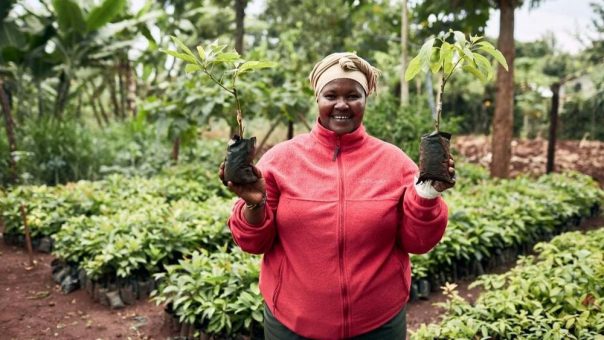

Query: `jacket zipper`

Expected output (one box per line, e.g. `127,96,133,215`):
335,137,350,338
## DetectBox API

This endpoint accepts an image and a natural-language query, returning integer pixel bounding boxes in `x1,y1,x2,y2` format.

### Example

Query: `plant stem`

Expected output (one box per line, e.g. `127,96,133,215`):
232,71,244,137
202,65,244,136
436,58,463,132
202,69,234,96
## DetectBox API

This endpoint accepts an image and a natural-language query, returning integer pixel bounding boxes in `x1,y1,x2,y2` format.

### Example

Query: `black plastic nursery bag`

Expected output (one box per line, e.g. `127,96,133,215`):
223,135,258,185
417,131,454,185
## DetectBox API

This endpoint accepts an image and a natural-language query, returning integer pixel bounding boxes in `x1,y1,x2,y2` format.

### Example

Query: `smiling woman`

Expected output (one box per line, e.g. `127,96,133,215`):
317,79,366,136
221,52,456,340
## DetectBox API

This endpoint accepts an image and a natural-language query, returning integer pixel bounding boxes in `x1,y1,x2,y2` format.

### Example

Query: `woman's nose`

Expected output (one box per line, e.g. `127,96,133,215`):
334,98,348,109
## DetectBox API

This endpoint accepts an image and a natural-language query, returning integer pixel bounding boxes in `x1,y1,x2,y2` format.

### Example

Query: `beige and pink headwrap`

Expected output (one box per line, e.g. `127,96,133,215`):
309,52,379,98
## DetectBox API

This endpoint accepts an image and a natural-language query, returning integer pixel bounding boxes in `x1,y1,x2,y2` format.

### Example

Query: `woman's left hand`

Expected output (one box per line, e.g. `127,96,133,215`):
432,157,455,192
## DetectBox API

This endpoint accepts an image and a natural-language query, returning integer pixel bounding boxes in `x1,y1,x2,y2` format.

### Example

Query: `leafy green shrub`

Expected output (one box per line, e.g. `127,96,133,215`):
0,171,231,239
152,249,263,336
0,184,103,238
19,118,103,185
52,196,234,280
412,228,604,339
410,171,604,281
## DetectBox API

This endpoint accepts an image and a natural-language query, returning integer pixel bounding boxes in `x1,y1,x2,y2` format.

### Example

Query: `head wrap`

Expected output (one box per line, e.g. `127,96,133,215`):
309,52,379,98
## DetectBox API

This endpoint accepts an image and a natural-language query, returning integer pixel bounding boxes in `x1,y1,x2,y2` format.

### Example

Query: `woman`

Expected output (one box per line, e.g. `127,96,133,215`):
220,52,455,339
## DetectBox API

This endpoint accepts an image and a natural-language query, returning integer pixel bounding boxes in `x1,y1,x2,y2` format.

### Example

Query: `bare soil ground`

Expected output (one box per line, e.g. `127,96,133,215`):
1,136,603,339
0,240,168,340
454,135,604,187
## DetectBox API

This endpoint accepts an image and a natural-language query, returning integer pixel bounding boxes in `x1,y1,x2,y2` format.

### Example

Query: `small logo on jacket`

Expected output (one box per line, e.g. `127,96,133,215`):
359,178,388,184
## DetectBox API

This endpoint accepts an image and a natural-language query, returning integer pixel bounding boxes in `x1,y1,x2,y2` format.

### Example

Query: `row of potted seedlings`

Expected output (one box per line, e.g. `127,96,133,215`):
408,171,603,300
1,166,602,338
412,227,604,339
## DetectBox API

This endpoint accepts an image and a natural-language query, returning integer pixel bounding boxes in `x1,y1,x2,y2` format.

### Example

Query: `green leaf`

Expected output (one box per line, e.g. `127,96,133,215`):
52,0,86,34
453,31,466,44
473,53,493,80
440,42,455,75
86,0,126,31
214,52,241,63
462,64,486,82
404,55,422,81
196,45,206,61
429,48,442,74
185,64,202,73
478,41,509,71
418,37,436,69
160,49,197,63
170,36,196,58
238,60,277,73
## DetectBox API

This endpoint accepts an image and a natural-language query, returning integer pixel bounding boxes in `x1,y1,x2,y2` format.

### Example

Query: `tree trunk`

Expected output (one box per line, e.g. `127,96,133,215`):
54,71,71,118
86,85,104,128
235,0,247,54
172,137,180,164
118,59,127,119
287,119,294,139
400,0,409,106
90,82,110,125
107,72,121,120
546,82,560,174
37,82,44,118
0,79,18,184
125,59,137,117
490,0,515,178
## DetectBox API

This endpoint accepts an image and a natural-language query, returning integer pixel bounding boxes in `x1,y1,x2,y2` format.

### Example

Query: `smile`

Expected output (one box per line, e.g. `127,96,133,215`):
331,115,351,121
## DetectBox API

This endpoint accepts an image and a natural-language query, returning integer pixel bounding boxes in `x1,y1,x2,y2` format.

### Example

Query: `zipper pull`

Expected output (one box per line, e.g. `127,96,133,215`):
332,144,340,161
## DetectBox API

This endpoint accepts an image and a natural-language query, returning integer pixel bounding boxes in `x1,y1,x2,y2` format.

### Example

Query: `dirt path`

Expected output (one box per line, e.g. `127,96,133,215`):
0,240,168,340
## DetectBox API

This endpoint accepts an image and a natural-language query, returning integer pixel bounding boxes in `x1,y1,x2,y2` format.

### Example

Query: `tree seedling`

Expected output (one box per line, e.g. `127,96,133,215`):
405,30,508,184
161,37,276,184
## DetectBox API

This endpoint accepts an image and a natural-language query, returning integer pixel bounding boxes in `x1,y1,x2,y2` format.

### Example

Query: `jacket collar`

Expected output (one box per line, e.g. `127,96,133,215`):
310,119,368,150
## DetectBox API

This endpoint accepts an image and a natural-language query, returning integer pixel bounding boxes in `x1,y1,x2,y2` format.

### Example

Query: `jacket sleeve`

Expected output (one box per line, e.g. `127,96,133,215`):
227,156,279,254
398,166,449,255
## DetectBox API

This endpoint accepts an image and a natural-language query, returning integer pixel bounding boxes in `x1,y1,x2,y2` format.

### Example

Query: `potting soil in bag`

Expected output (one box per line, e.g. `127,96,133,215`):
417,131,454,184
223,135,258,185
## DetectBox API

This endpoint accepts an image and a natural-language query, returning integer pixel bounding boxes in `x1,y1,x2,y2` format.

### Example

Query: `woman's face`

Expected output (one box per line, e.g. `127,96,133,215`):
317,78,366,136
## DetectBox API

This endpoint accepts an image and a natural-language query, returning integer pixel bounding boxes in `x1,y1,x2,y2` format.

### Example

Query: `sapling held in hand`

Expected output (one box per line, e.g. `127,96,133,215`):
161,37,276,185
405,30,508,184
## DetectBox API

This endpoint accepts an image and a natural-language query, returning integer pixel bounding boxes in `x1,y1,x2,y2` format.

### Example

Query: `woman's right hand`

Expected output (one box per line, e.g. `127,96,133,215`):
219,162,266,205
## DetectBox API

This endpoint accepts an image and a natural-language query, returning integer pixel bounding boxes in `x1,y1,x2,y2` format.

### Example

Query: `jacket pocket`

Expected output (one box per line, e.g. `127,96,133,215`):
272,257,285,312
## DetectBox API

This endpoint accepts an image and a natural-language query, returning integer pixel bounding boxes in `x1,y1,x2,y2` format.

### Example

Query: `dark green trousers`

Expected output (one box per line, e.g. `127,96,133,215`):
263,304,406,340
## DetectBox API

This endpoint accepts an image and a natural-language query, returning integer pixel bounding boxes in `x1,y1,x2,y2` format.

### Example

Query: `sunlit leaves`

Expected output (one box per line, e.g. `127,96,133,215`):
478,40,509,71
405,37,435,81
405,31,509,83
86,0,127,31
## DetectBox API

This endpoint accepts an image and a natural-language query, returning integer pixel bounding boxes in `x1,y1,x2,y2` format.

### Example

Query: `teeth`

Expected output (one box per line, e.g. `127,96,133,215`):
332,116,350,120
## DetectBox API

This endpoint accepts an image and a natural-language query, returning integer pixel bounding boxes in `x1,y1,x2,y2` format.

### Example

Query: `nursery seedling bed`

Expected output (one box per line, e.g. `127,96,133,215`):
405,214,604,334
1,216,602,339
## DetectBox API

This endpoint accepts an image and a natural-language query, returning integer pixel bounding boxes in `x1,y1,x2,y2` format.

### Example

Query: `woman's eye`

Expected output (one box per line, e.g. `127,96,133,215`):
324,95,336,100
348,95,360,100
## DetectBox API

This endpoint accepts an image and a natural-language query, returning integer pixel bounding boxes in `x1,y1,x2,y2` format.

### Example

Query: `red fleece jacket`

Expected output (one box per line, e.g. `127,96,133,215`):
228,122,448,339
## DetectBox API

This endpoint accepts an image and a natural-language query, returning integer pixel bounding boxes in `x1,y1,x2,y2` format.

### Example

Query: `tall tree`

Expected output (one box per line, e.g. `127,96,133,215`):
490,0,515,178
234,0,247,54
0,79,17,184
412,0,545,178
